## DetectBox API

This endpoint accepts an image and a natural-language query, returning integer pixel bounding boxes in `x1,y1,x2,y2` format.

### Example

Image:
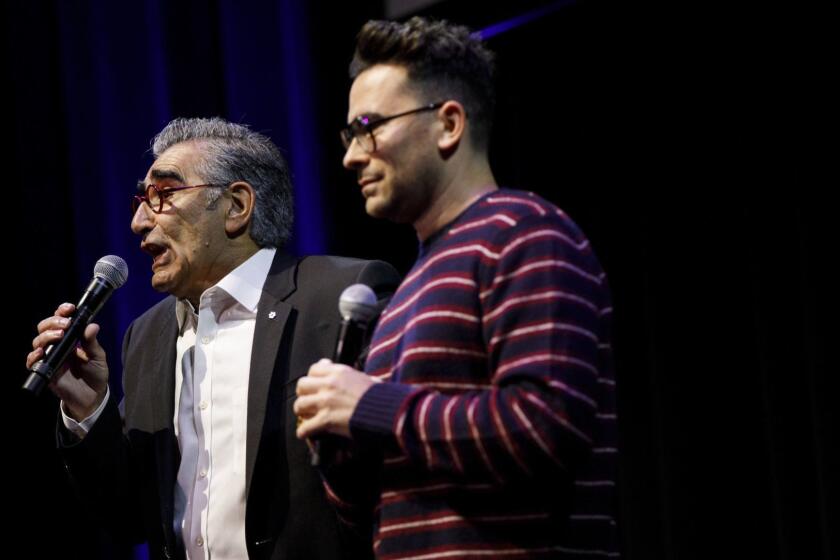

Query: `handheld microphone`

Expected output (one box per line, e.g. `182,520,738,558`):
334,283,379,366
23,255,128,395
311,283,377,466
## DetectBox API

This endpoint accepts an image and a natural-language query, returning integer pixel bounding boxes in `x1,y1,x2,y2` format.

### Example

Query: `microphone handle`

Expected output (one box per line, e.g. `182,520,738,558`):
23,277,113,395
334,318,366,367
311,317,367,467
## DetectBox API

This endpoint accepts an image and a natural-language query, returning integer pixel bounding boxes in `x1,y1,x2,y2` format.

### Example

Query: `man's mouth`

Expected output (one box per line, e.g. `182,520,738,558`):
141,242,169,269
358,176,381,195
358,175,381,188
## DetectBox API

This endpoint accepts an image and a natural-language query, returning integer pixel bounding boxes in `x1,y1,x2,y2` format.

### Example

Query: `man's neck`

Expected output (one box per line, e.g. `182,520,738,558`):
413,160,497,242
185,242,261,307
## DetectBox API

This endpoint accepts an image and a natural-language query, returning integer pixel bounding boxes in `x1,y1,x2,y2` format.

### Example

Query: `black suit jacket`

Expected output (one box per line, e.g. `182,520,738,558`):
60,252,400,560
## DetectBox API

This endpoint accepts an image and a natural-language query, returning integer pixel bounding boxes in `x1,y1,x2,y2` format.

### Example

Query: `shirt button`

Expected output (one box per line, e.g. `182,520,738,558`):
196,537,204,547
199,469,207,478
199,401,208,410
201,336,211,344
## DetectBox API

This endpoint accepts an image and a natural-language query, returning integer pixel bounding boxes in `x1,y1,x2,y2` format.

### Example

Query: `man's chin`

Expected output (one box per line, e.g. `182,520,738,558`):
365,196,393,220
365,197,417,225
150,273,177,295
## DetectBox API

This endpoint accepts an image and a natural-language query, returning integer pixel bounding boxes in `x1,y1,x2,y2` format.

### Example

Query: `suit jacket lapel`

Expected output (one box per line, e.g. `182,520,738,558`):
245,251,298,498
149,301,180,547
152,304,179,433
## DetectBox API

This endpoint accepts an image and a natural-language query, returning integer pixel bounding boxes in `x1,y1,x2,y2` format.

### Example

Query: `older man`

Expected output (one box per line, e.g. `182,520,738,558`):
28,117,399,560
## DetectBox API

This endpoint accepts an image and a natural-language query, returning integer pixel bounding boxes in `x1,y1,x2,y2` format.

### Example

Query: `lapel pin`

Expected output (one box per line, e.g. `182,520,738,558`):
268,311,277,320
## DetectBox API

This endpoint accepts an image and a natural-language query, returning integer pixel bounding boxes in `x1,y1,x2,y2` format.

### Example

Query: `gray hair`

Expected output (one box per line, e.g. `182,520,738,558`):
152,117,294,248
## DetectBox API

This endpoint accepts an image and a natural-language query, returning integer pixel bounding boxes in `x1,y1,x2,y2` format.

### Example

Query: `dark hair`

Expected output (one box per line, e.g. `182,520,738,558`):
152,117,294,248
350,17,496,149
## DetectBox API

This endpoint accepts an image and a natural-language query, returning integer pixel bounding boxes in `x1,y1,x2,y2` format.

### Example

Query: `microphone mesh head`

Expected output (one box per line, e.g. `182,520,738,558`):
94,255,129,288
338,283,377,323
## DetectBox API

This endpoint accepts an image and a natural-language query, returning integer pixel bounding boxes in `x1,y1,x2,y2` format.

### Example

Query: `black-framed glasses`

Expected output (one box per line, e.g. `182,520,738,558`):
132,183,223,215
340,102,444,153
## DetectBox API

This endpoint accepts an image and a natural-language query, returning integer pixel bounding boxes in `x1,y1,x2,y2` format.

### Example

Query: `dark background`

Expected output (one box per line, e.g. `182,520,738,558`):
4,0,832,558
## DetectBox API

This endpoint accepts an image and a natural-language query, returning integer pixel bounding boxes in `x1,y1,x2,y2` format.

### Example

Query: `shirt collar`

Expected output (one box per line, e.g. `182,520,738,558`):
175,247,276,331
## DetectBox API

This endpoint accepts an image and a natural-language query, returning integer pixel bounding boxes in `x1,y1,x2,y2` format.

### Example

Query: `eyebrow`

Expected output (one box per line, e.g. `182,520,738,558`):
348,112,383,127
149,169,186,183
360,112,384,121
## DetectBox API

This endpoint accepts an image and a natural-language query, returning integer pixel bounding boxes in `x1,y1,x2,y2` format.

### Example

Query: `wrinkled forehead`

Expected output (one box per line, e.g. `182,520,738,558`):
144,142,206,184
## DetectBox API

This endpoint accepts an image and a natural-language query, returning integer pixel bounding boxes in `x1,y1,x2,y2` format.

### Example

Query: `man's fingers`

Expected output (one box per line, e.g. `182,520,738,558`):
80,323,105,359
74,346,91,365
294,362,369,440
25,348,44,369
296,372,334,396
293,393,319,418
36,315,70,336
84,323,100,340
306,358,335,378
31,328,64,351
54,303,75,317
296,408,330,439
295,376,316,396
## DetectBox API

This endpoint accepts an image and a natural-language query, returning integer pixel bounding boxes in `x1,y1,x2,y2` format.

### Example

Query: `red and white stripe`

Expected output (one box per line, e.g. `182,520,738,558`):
484,290,599,323
481,259,603,300
368,308,480,360
399,243,501,288
448,212,517,235
489,320,598,347
380,276,477,328
495,353,598,377
499,228,589,258
487,195,548,216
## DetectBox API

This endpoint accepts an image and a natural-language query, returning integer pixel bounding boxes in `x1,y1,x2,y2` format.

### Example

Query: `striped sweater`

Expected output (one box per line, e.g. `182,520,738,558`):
332,190,619,559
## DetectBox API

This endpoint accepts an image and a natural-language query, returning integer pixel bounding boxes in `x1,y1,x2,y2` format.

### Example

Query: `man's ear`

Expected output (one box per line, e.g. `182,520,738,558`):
224,181,256,236
437,100,467,153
